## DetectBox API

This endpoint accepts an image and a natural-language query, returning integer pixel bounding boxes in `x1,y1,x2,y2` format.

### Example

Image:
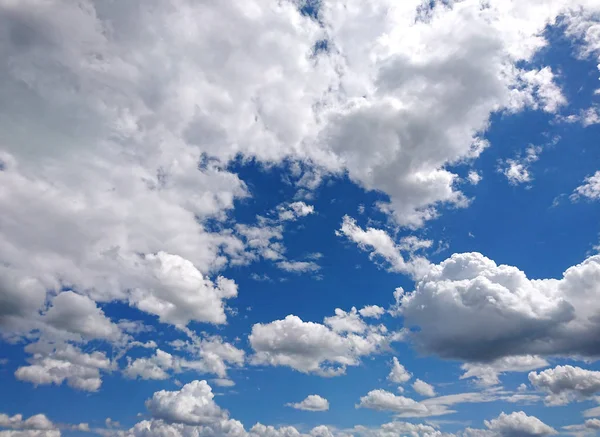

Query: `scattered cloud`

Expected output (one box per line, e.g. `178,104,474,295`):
286,395,330,412
571,171,600,201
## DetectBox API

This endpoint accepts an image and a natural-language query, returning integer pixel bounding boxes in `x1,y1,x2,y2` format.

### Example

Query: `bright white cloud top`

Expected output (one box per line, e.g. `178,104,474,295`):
1,0,600,436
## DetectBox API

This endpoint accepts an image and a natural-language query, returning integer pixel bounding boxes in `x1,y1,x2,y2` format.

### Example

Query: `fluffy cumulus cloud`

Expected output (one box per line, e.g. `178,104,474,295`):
0,413,60,437
15,343,112,392
563,418,600,435
358,305,385,319
125,335,245,380
249,312,398,376
388,357,412,384
145,380,228,426
464,411,557,437
397,252,600,361
412,379,436,397
43,291,122,341
286,395,330,412
528,365,600,406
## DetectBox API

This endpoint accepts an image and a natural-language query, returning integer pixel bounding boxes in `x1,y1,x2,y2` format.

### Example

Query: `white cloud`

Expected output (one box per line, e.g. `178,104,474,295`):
349,421,445,437
500,145,541,185
0,431,61,437
145,380,228,426
461,356,549,387
563,418,600,436
413,379,436,397
357,387,539,419
211,378,235,388
124,349,174,381
324,308,367,334
357,390,429,417
336,216,431,278
277,202,315,222
529,365,600,406
482,411,557,437
125,335,244,380
388,357,412,384
358,305,385,319
0,414,55,431
44,291,122,341
571,171,600,201
15,343,112,392
286,395,330,412
467,171,482,185
397,252,600,361
583,402,600,418
249,313,397,376
276,261,321,273
129,252,238,327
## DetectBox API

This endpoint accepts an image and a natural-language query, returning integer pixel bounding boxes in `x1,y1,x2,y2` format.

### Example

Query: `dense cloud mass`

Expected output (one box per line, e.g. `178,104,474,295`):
398,252,600,361
528,365,600,405
1,0,600,435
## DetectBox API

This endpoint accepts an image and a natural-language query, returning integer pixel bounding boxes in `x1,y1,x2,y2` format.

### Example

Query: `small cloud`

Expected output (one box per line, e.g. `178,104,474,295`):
467,171,482,185
286,394,329,411
276,260,320,273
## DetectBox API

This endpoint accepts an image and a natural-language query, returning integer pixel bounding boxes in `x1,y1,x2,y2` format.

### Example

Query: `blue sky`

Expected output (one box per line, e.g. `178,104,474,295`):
2,1,600,437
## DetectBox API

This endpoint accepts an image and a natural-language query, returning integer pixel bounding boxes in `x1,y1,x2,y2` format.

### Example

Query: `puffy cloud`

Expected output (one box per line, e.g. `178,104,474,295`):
15,343,111,391
398,252,600,361
0,432,61,437
0,413,62,437
467,171,482,185
357,390,429,417
528,365,600,405
249,313,396,376
277,202,315,222
412,379,436,397
125,418,245,437
125,335,245,380
482,411,557,437
145,380,227,426
123,349,173,381
571,171,600,201
44,291,121,341
0,272,46,328
211,378,235,388
336,216,431,278
358,305,385,319
563,418,600,436
0,414,55,431
461,356,549,387
130,252,238,327
286,395,330,411
324,308,367,334
350,421,445,437
388,357,412,384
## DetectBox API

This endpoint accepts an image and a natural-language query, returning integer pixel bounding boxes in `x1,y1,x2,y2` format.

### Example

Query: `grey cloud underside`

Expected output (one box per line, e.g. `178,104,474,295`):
399,252,600,361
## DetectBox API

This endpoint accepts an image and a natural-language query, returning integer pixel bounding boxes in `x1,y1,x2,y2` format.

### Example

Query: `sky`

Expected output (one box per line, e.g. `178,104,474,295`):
1,0,600,436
